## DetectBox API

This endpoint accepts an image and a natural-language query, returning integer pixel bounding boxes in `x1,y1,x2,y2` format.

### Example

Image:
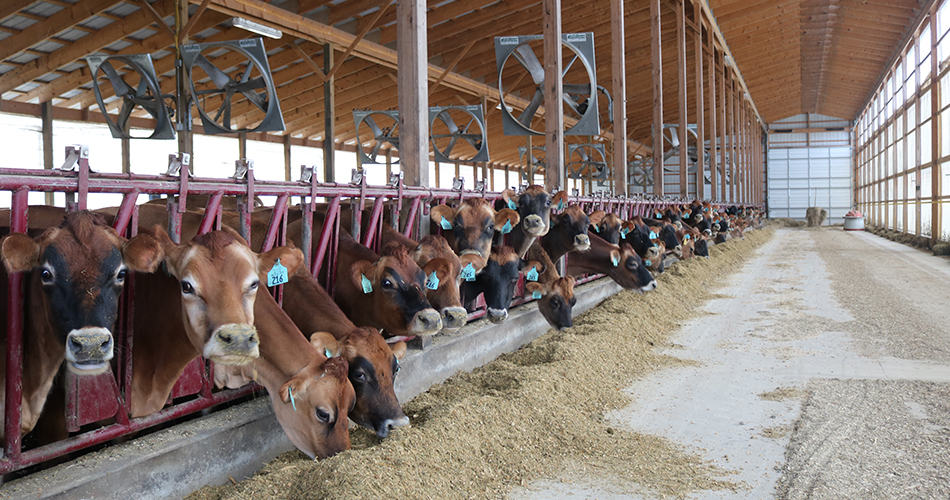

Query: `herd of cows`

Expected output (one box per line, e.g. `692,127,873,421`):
0,187,761,461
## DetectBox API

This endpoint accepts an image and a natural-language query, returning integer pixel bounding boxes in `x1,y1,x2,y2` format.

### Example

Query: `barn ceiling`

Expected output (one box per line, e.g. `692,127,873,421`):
0,0,932,168
709,0,927,123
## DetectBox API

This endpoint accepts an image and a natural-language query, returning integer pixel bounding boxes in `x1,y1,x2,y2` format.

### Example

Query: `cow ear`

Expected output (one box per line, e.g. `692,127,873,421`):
429,204,456,229
459,252,486,273
279,377,308,405
501,189,519,210
422,257,452,284
308,331,340,358
493,208,520,231
122,232,165,273
148,225,186,274
525,281,546,295
520,259,544,273
389,341,407,360
350,260,376,293
1,233,41,273
609,248,621,267
588,210,606,227
259,246,305,277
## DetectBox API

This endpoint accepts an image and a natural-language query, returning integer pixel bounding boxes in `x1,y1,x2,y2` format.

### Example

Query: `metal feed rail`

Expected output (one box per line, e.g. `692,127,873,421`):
1,146,743,475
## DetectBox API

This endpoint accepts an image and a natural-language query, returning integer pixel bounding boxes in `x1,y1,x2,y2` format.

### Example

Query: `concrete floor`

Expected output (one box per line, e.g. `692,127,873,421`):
513,228,950,499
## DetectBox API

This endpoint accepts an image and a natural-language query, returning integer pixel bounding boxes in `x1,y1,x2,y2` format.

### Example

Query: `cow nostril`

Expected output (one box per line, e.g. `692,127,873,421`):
69,337,82,351
99,339,111,351
219,333,233,344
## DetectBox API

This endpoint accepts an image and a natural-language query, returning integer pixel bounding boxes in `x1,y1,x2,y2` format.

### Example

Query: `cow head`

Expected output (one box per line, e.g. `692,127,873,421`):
278,332,356,458
412,235,467,332
606,242,658,292
463,246,524,323
588,211,624,245
501,186,567,237
659,224,682,258
546,205,591,255
341,328,409,437
151,225,303,366
350,243,442,336
430,200,519,263
1,211,163,375
529,276,576,330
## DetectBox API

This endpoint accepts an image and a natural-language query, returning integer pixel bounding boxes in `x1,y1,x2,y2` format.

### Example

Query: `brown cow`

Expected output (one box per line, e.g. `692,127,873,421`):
500,186,567,258
430,199,519,266
524,241,576,329
567,233,657,292
0,211,163,439
540,205,592,261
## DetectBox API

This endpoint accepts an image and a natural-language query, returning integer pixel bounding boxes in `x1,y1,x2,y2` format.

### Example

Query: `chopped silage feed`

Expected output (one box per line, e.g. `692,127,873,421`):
190,227,774,500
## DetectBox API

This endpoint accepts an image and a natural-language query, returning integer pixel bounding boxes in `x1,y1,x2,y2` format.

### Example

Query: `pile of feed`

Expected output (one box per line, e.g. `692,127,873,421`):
191,228,774,500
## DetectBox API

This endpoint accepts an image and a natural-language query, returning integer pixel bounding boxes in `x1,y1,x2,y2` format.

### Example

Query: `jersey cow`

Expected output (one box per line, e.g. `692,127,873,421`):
430,199,519,267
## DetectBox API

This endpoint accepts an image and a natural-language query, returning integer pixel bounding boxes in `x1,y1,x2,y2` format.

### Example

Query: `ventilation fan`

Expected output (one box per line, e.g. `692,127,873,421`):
85,54,175,140
567,143,607,180
353,109,400,164
428,105,489,162
181,38,284,135
494,32,599,136
518,145,547,181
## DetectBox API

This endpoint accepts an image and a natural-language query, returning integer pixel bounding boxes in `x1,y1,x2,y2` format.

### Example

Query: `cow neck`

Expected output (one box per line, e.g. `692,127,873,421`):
525,241,560,285
14,272,65,434
380,224,416,250
282,274,357,340
565,233,613,274
252,287,312,386
508,224,536,260
540,224,574,262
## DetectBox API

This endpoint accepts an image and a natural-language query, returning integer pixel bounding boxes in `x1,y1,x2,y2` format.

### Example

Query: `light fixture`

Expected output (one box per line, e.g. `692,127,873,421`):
229,17,282,39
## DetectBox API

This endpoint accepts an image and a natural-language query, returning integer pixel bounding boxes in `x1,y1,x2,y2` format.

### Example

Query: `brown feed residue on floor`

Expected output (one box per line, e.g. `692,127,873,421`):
189,228,774,500
759,387,808,401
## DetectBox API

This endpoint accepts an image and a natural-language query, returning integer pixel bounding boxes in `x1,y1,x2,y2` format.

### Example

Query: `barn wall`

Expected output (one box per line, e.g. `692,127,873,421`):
767,113,853,223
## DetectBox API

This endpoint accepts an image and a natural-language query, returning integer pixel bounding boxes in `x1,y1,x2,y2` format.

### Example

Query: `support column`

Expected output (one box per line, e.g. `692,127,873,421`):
397,0,429,188
707,36,717,201
693,0,704,201
676,0,688,198
175,0,193,170
731,77,739,203
238,132,247,159
719,52,727,201
323,43,336,183
650,0,664,195
611,0,627,195
543,0,564,192
931,8,941,242
283,135,292,181
41,101,54,205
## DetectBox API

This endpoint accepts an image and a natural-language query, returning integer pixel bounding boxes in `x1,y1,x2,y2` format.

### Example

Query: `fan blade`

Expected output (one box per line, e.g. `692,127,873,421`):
562,83,592,95
513,45,545,85
363,116,384,138
518,89,544,125
194,54,232,90
100,62,133,98
438,111,460,134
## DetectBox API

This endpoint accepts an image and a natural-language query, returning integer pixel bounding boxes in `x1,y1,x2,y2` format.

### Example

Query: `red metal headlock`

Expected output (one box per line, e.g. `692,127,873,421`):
4,188,28,460
403,196,422,239
362,196,386,252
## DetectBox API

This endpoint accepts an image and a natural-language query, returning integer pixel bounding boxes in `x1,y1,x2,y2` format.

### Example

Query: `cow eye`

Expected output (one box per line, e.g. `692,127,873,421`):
115,269,128,283
315,408,331,423
382,278,393,288
392,357,400,374
247,280,259,292
353,370,367,383
180,281,195,295
40,268,54,284
551,299,560,309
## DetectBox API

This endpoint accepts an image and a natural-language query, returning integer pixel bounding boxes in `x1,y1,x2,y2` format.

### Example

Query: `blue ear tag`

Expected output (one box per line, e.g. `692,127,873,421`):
361,274,373,293
325,348,333,358
649,231,658,240
288,386,297,412
684,234,691,241
501,219,513,234
704,207,709,212
440,216,453,230
526,266,539,282
267,258,289,287
557,199,565,210
645,259,653,267
460,263,476,281
507,199,518,210
651,243,659,248
656,212,662,218
426,271,440,290
611,254,620,267
685,211,691,218
532,290,542,299
620,227,629,239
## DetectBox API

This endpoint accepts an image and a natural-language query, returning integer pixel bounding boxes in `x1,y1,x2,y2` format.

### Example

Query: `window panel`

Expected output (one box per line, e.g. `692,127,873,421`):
922,121,933,165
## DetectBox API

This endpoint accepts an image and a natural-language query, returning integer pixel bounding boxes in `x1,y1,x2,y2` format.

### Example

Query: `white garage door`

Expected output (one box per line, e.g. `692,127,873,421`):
767,114,853,224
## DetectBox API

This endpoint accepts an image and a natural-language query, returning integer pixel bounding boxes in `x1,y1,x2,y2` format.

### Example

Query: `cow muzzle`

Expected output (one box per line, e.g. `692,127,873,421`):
522,214,545,235
487,307,508,323
573,234,591,251
65,327,114,375
640,280,658,292
376,415,410,438
441,306,468,332
205,323,260,365
673,245,683,258
408,308,442,335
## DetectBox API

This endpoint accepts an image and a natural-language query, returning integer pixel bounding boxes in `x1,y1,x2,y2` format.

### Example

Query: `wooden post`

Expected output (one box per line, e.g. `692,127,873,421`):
397,0,429,188
611,0,627,195
707,36,717,201
434,161,440,188
41,101,54,205
930,7,940,242
650,0,664,195
504,164,510,189
323,43,336,183
175,0,193,168
732,77,739,203
121,135,131,175
385,150,392,183
238,132,247,159
676,0,688,198
283,135,292,181
543,0,564,192
719,52,727,201
693,0,704,201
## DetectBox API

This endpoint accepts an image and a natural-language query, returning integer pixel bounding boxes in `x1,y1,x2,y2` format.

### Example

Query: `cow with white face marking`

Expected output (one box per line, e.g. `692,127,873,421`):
499,186,567,258
430,199,520,268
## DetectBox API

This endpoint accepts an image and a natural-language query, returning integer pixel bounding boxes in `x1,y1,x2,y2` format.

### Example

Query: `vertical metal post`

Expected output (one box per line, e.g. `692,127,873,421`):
323,43,335,183
4,189,28,459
